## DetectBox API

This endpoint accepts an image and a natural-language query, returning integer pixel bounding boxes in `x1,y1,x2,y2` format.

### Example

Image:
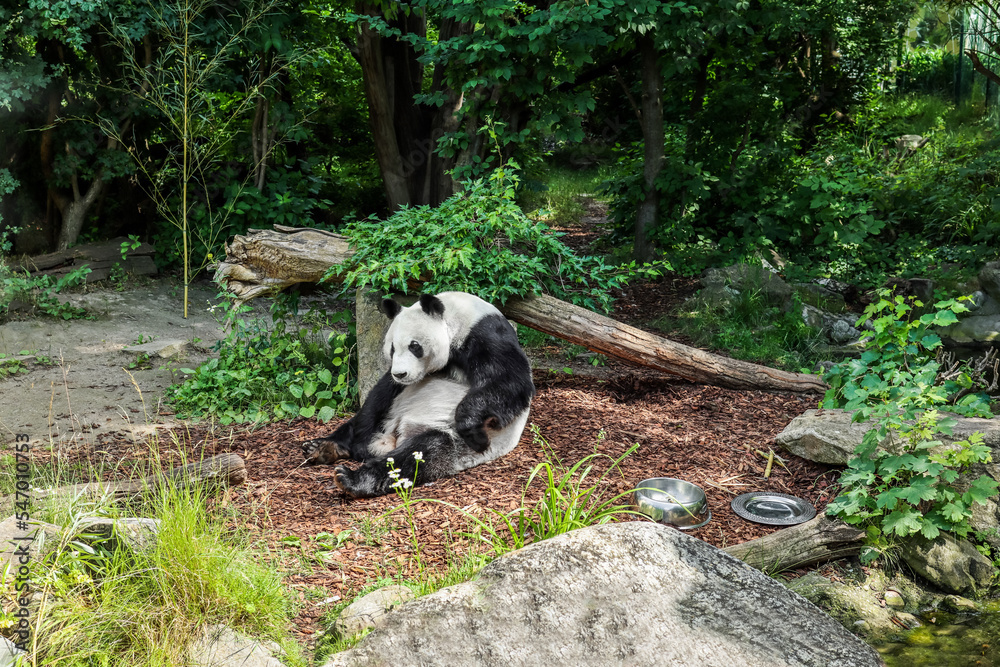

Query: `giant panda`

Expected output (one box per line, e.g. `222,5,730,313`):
302,291,535,498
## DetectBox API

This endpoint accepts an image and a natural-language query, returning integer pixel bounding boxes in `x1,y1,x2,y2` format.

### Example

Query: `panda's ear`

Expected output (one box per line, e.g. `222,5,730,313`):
418,294,445,318
382,299,402,320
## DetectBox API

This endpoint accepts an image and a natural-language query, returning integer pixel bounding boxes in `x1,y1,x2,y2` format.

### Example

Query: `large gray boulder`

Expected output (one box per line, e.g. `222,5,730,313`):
775,409,878,464
324,522,882,667
1,637,24,667
775,409,1000,465
702,263,793,308
899,533,995,596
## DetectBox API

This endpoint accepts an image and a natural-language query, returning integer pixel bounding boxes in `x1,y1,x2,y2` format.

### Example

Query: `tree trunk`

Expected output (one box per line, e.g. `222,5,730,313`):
634,34,663,263
213,226,827,394
722,516,865,571
55,173,105,250
356,4,414,210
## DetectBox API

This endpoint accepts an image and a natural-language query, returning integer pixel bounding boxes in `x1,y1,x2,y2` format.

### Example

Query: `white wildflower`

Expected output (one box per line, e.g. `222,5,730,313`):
413,451,423,462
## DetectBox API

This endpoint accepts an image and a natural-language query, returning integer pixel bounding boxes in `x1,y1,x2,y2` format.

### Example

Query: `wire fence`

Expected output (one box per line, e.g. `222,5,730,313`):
895,6,1000,113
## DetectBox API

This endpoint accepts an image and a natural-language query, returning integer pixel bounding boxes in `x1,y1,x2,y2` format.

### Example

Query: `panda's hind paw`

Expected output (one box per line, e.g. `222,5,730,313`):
333,465,359,498
457,422,491,453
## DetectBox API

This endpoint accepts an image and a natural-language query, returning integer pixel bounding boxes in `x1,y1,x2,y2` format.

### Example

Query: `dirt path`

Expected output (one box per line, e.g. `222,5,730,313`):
0,280,240,448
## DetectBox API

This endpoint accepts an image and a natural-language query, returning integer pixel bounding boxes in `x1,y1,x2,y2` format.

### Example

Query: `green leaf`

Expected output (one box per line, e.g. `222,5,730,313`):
299,405,316,418
882,509,922,537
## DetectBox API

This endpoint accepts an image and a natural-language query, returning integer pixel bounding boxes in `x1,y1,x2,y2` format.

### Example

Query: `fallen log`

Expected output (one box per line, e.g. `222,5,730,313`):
722,516,865,571
214,225,353,301
6,236,158,284
503,294,826,393
214,225,826,394
3,453,246,507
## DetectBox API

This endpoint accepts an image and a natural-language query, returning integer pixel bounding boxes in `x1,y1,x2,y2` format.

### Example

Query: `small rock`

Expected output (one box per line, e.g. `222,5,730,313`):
800,304,825,329
186,624,283,667
895,612,921,629
965,291,989,312
813,361,836,374
124,338,188,358
980,261,1000,302
701,263,792,309
77,517,160,553
900,533,995,596
685,284,740,311
0,517,62,575
829,319,862,344
776,409,1000,466
884,590,905,608
1,637,24,667
334,585,415,638
941,595,978,613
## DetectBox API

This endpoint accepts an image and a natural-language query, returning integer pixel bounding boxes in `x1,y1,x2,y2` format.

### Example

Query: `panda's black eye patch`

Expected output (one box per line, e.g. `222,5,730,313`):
390,343,395,357
408,340,424,358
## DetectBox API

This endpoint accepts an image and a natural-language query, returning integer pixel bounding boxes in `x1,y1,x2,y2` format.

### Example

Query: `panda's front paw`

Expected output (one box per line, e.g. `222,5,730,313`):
302,437,350,465
457,419,491,453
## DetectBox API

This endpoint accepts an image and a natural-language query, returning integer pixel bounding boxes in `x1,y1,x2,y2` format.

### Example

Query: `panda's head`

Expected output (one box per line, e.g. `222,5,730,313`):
382,294,451,385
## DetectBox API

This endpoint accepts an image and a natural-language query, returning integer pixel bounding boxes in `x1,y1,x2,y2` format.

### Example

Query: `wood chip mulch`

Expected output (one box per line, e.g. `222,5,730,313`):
107,369,834,645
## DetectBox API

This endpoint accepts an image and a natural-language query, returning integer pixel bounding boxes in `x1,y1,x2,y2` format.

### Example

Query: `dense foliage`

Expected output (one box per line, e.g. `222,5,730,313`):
166,297,355,423
333,166,665,311
822,291,997,557
7,0,990,281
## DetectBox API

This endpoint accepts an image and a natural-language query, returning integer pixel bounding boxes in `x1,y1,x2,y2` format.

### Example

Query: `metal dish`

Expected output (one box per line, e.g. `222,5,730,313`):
731,492,816,526
634,478,711,530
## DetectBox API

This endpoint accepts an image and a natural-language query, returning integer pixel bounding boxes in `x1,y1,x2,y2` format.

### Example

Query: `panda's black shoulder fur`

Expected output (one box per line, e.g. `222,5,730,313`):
447,313,533,394
446,311,535,451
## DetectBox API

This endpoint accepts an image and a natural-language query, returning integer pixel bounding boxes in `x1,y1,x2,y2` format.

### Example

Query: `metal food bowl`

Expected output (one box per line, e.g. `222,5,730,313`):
634,477,711,530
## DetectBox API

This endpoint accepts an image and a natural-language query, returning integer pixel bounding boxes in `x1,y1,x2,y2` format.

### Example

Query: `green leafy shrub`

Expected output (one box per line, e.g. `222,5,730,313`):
823,290,998,557
166,296,355,424
827,410,997,545
332,166,665,312
821,291,991,418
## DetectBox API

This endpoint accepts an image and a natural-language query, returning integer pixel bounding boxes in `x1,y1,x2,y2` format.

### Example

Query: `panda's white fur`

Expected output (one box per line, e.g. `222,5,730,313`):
302,291,536,498
368,377,467,456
